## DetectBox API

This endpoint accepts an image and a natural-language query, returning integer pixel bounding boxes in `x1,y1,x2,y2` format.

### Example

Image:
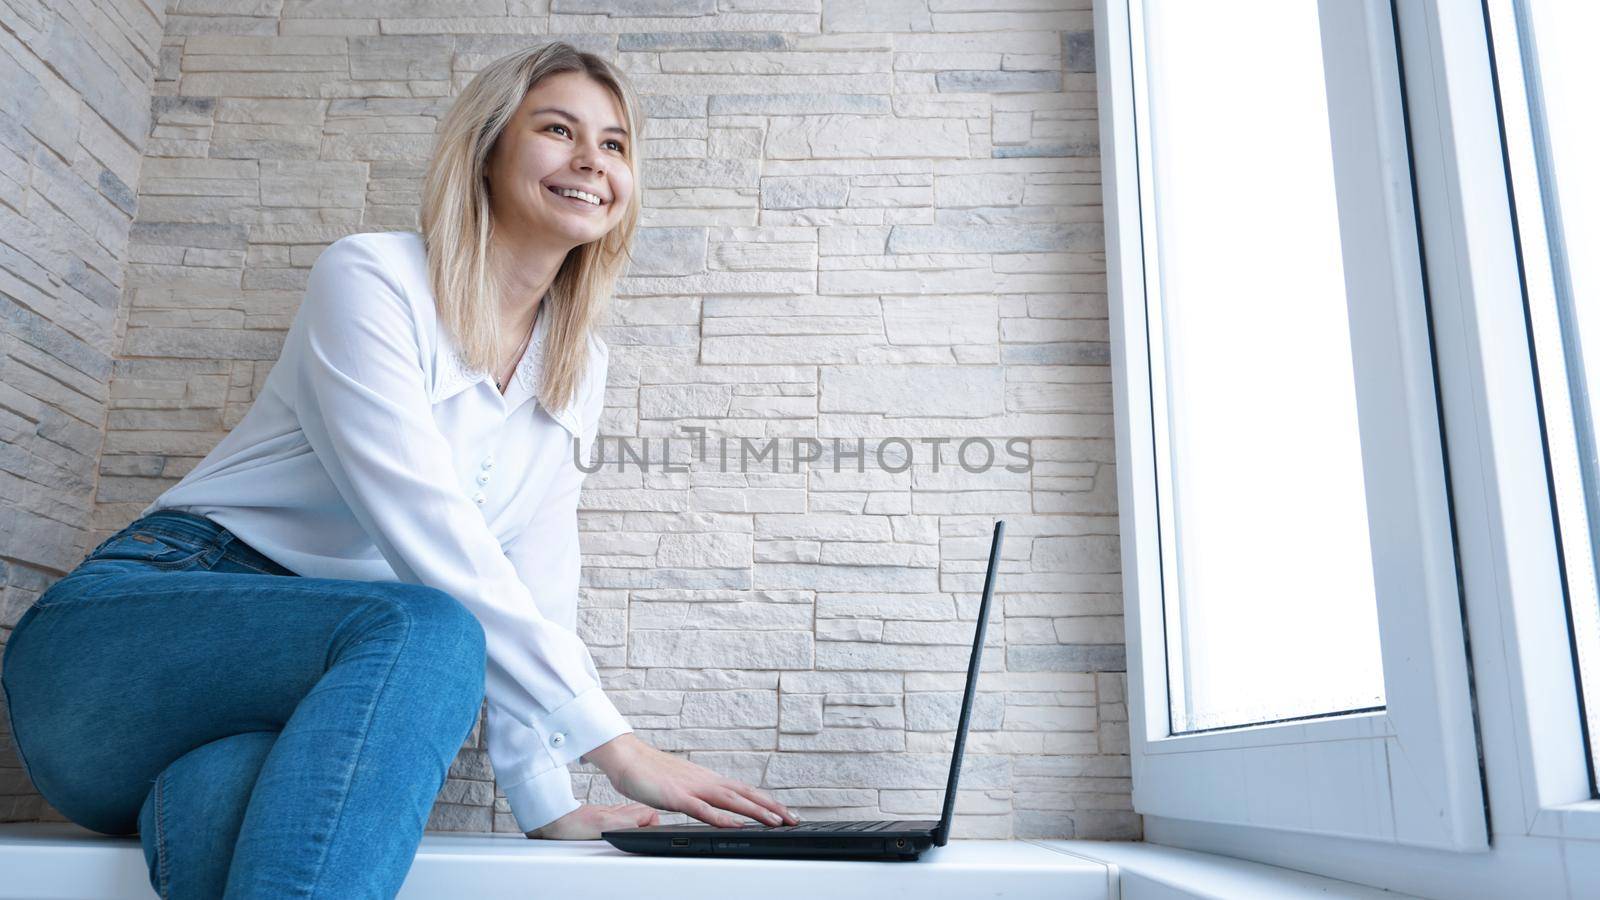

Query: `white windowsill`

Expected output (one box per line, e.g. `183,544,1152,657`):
0,822,1108,900
0,822,1426,899
1039,839,1425,899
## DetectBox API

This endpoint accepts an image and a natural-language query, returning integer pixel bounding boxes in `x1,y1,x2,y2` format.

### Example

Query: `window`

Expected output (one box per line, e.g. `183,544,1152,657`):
1099,0,1486,852
1496,0,1600,790
1100,0,1600,890
1140,0,1386,735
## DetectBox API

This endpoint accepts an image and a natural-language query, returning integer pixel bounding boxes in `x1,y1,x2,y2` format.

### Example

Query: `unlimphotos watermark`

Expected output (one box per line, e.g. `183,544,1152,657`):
574,426,1033,474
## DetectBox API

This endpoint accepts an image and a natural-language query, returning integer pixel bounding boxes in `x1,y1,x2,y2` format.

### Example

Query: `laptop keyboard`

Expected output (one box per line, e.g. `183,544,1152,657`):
754,820,898,833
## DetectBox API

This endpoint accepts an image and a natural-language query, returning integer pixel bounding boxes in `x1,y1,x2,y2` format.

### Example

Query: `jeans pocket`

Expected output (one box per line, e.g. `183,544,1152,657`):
87,530,211,570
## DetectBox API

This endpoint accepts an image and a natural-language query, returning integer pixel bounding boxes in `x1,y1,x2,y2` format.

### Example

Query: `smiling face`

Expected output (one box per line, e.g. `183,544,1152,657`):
483,71,635,252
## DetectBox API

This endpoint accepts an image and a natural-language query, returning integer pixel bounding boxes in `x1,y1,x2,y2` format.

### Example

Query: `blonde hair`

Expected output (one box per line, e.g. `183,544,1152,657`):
421,42,643,415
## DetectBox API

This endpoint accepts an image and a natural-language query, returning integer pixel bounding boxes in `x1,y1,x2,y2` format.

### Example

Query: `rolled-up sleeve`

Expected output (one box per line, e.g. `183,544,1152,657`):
288,235,628,832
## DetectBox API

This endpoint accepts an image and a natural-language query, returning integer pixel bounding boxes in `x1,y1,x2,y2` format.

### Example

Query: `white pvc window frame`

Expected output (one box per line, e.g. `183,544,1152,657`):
1098,0,1600,892
1100,0,1486,855
1490,0,1600,808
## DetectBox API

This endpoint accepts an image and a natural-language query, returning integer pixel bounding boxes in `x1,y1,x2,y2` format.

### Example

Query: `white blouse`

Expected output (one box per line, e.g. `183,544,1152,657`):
145,230,629,833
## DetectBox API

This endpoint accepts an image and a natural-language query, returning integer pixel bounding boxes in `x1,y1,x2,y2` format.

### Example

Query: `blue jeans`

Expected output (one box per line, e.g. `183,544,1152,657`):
0,510,487,899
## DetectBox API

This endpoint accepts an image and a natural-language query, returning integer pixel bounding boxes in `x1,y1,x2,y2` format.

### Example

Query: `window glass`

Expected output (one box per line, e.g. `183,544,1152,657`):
1504,0,1600,782
1141,0,1387,732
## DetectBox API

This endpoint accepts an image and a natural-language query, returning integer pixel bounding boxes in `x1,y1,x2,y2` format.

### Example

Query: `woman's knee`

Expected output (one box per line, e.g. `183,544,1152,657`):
139,732,279,899
362,583,486,674
141,732,278,834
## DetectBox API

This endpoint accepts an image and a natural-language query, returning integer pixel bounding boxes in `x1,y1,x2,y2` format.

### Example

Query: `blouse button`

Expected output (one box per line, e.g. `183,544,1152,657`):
472,492,486,505
481,457,494,470
476,472,490,485
550,732,565,748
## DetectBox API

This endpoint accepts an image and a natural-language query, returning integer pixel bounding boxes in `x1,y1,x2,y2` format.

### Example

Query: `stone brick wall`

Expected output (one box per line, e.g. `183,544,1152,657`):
10,0,1135,841
0,0,166,822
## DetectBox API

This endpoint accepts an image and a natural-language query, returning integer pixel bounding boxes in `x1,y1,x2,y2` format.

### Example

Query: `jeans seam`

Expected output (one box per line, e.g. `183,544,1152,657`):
124,522,212,545
129,521,222,546
86,544,209,571
1,678,34,786
30,578,354,614
222,556,291,576
305,606,413,898
147,550,210,570
155,769,170,899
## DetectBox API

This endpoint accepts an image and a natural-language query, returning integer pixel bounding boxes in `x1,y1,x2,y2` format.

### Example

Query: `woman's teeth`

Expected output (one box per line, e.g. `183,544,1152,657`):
551,186,602,205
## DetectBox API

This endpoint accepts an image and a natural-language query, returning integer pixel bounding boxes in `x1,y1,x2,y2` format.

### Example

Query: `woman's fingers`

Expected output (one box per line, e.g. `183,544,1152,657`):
709,785,784,825
731,781,797,824
609,802,656,827
687,797,740,828
624,801,659,826
602,738,795,828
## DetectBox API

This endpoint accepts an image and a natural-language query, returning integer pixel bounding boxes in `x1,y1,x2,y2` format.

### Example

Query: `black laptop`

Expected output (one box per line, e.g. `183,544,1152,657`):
602,520,1006,862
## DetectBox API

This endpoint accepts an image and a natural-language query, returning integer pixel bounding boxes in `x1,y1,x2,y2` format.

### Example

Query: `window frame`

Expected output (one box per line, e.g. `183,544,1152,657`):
1101,0,1487,853
1488,0,1600,821
1097,0,1600,891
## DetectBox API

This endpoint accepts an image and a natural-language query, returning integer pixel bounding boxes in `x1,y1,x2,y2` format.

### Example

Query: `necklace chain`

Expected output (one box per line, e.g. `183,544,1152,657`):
494,319,535,391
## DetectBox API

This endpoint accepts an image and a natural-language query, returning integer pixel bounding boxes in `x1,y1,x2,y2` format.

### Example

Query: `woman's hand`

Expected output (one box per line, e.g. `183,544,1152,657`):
585,733,800,829
525,801,660,840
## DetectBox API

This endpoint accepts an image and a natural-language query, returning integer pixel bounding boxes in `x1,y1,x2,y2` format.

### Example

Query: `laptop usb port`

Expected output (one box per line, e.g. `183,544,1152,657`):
670,837,690,847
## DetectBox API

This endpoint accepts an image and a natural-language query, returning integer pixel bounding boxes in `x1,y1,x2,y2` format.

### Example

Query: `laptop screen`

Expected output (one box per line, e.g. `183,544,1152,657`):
933,519,1004,846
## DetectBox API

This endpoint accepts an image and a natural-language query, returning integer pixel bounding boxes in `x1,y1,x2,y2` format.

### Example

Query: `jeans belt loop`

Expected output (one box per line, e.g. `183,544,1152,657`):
200,529,235,568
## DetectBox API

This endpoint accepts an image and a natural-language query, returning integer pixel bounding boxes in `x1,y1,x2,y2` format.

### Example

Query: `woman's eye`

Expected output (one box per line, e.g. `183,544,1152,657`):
545,124,622,153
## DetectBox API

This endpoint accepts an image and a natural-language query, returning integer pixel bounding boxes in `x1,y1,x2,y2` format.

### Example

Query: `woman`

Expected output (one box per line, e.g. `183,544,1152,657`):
0,43,795,899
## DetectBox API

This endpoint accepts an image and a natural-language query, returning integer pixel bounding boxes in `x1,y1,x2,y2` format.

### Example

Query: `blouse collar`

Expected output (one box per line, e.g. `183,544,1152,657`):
430,302,582,439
